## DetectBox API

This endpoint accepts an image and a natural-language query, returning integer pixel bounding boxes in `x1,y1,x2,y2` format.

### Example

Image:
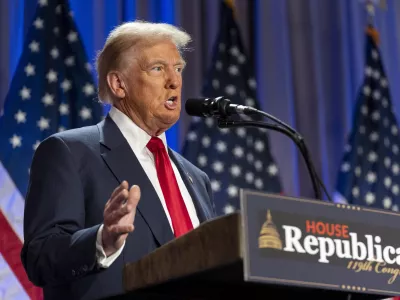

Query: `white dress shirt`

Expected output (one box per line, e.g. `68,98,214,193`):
96,106,200,268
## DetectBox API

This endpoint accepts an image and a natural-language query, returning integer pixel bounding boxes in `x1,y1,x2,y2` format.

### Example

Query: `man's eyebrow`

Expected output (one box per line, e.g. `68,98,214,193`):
147,59,186,66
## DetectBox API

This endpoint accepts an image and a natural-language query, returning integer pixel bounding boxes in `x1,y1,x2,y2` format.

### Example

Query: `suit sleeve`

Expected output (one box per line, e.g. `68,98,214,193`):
21,135,101,287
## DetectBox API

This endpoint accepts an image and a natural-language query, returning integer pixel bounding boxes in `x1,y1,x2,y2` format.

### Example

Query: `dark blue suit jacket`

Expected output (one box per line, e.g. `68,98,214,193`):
21,115,216,300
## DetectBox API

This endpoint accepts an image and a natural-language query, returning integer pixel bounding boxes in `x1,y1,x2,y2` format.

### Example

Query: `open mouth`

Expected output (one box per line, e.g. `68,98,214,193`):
165,96,178,110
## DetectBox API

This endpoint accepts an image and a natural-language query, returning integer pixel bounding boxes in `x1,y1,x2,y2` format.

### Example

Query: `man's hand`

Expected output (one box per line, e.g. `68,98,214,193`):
102,181,140,256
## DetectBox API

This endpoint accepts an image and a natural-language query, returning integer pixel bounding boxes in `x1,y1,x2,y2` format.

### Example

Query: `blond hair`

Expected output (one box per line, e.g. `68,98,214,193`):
95,20,192,103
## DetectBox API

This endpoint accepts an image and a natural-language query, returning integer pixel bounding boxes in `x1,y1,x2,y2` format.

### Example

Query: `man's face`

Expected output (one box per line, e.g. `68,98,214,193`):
121,40,185,135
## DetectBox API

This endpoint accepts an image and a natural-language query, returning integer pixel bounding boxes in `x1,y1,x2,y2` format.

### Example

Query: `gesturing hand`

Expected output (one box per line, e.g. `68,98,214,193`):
102,181,140,256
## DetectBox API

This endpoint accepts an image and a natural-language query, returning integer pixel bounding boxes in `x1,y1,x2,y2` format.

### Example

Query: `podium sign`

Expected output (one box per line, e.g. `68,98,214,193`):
241,189,400,297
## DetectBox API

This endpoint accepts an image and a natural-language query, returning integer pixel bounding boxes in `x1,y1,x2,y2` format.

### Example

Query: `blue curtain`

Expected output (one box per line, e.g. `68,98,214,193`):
1,0,400,200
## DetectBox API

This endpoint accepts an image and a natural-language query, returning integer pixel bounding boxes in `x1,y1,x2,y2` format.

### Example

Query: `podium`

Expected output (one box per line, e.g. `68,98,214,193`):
107,190,400,299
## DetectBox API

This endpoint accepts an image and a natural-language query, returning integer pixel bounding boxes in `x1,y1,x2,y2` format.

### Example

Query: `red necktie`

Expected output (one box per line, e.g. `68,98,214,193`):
147,137,193,237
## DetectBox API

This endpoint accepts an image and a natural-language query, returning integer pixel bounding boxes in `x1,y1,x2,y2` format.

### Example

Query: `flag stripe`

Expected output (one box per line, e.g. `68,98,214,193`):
0,209,42,299
0,162,25,242
0,253,30,299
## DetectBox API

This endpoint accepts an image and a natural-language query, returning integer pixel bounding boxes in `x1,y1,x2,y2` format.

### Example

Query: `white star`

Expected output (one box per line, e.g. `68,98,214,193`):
392,164,400,175
50,47,59,59
393,145,399,155
341,162,350,172
228,65,239,76
79,106,92,120
212,79,220,89
245,172,254,183
391,125,398,136
39,0,48,6
55,5,61,14
46,69,58,83
236,128,246,138
367,151,377,162
232,146,244,158
369,132,379,142
245,98,255,106
230,165,241,177
248,78,257,89
382,98,389,108
14,110,26,123
212,161,224,173
61,79,72,92
205,118,214,127
366,172,376,183
218,127,229,134
29,40,40,52
392,185,399,195
58,126,66,132
247,153,254,163
33,140,41,151
373,70,380,80
254,140,265,152
53,27,59,36
215,141,227,152
365,192,375,205
33,18,44,29
371,110,380,121
352,187,359,198
229,46,239,57
383,197,392,209
187,131,197,141
384,137,390,147
219,43,225,52
24,63,35,76
37,117,50,131
238,54,246,64
363,85,371,96
372,90,381,100
201,136,211,147
361,105,368,115
371,49,379,60
215,61,223,70
365,66,373,76
85,62,93,72
359,126,366,134
211,180,221,192
9,135,22,148
392,205,399,212
20,86,31,100
67,31,78,43
255,160,263,171
381,78,388,88
225,85,236,95
83,83,95,96
354,166,361,177
384,177,392,188
255,178,263,189
223,204,236,214
59,103,69,115
384,157,391,168
65,56,75,66
268,164,278,176
42,93,54,106
197,154,207,167
227,185,238,197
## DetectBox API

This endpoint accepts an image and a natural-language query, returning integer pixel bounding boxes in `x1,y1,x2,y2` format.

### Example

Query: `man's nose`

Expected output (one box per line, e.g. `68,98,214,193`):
165,69,180,89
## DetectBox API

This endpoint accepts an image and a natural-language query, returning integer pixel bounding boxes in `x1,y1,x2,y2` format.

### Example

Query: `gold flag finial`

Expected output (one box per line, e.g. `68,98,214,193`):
224,0,237,18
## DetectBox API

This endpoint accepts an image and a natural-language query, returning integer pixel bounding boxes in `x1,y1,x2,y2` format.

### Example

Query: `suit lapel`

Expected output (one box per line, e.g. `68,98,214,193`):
168,150,212,223
98,116,174,246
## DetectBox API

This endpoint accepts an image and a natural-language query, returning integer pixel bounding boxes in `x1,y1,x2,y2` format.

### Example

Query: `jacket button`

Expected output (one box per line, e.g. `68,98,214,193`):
72,270,76,276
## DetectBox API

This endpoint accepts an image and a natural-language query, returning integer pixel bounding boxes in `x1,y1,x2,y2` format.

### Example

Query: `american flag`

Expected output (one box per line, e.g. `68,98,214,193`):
334,25,400,212
0,0,103,298
181,0,283,216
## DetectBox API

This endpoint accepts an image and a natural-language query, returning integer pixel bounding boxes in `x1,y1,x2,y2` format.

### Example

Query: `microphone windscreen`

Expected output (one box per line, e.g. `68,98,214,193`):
185,98,206,117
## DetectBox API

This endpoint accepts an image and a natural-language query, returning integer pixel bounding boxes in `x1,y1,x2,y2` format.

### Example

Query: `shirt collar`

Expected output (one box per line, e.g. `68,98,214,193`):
108,105,168,153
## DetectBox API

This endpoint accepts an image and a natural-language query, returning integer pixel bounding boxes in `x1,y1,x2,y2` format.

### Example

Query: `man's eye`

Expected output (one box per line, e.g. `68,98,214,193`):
152,66,162,71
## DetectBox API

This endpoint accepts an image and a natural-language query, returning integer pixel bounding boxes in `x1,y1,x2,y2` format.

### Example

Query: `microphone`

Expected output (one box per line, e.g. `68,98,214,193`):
185,95,332,202
185,96,258,118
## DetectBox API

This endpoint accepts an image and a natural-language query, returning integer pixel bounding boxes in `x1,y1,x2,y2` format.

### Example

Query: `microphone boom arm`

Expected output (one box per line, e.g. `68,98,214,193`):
217,118,330,202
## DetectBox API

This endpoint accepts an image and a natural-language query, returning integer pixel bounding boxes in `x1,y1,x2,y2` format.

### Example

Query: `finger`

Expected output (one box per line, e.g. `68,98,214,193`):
106,201,134,224
107,224,134,235
109,181,129,201
127,185,141,208
106,188,129,213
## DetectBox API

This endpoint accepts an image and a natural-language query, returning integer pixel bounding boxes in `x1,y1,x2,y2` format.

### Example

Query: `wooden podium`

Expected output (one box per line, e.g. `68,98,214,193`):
105,191,400,299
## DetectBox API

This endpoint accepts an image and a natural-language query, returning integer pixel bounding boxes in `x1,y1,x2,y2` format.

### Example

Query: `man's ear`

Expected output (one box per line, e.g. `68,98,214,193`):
106,71,126,99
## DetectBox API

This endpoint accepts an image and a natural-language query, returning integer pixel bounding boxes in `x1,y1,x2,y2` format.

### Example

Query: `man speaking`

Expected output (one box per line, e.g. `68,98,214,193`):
20,20,217,300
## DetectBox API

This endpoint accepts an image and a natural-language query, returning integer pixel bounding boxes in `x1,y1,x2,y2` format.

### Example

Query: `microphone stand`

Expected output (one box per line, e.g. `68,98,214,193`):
217,118,332,202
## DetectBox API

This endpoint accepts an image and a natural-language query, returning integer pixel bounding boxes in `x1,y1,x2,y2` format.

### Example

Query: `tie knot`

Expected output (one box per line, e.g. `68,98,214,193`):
147,137,165,153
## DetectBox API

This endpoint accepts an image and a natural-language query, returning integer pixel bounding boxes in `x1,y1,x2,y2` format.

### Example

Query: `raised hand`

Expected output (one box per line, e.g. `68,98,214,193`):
102,181,140,256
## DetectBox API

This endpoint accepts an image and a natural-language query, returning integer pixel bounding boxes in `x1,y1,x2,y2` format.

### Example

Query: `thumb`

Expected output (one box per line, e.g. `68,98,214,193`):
129,185,141,208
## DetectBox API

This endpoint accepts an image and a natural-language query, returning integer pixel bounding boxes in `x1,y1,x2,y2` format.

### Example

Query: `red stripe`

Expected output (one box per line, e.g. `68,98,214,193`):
0,210,43,299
